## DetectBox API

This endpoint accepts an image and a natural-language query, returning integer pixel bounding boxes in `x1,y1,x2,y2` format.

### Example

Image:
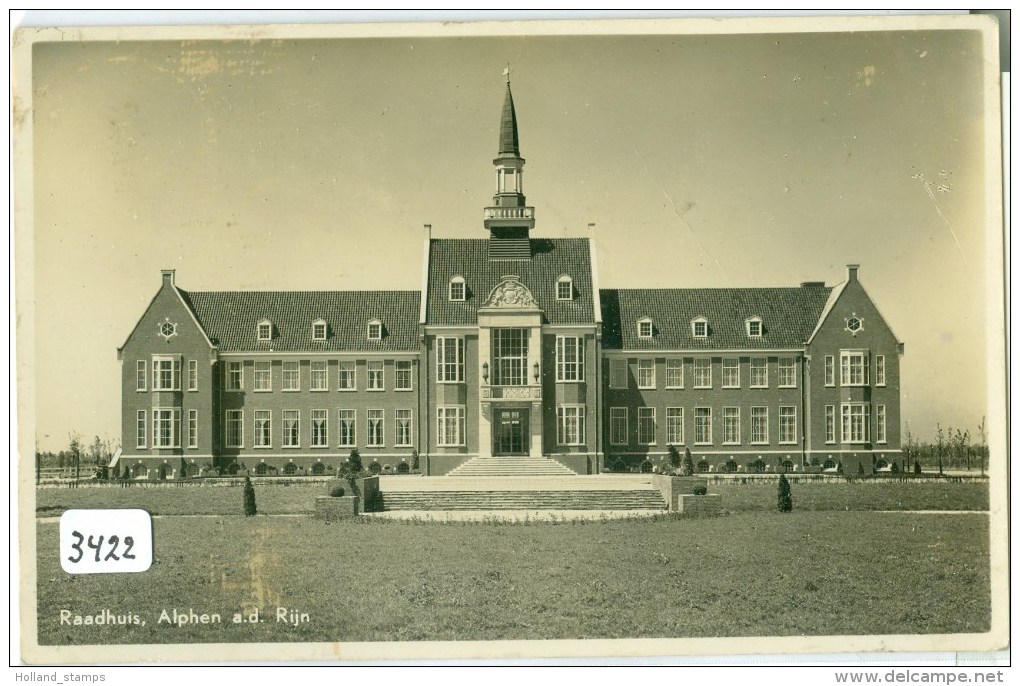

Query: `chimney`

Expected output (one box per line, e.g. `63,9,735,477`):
846,264,860,282
161,269,176,287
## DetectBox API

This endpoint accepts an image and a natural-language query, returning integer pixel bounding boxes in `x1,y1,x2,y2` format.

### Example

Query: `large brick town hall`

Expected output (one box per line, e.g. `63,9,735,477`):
117,80,904,479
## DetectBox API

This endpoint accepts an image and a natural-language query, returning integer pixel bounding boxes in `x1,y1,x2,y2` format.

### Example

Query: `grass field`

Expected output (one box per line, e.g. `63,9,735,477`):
36,510,990,645
35,480,990,517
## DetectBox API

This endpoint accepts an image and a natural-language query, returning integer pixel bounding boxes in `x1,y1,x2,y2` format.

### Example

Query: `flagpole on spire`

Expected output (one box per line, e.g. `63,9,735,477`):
503,63,512,84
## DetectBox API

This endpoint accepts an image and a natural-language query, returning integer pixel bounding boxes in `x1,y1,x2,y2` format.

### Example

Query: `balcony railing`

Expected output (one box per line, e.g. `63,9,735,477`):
484,206,535,220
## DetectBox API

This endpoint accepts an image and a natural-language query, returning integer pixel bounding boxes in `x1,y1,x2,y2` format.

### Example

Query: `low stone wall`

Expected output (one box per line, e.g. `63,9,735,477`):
676,494,722,517
650,475,709,511
426,454,471,476
314,495,360,521
548,454,592,475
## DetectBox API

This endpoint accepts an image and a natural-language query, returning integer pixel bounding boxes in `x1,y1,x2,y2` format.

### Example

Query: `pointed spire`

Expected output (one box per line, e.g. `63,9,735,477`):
498,81,520,157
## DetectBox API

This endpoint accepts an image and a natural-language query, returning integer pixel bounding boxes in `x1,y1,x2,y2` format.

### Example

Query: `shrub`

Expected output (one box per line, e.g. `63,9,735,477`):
692,484,707,496
397,462,410,474
697,459,710,473
681,448,695,477
777,473,793,513
411,449,420,471
242,476,257,516
913,461,922,475
725,459,737,473
368,462,382,474
667,445,682,470
329,484,346,498
890,462,900,474
348,449,363,473
858,462,866,476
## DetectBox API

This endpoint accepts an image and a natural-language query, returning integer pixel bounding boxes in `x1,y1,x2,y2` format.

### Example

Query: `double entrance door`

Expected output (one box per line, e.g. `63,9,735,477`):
493,407,529,456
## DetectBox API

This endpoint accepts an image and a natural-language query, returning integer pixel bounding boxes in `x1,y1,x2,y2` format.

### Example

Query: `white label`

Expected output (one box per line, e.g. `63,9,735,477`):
59,509,153,574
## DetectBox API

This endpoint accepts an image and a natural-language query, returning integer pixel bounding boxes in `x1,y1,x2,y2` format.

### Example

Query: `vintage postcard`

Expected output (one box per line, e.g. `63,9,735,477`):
13,14,1007,665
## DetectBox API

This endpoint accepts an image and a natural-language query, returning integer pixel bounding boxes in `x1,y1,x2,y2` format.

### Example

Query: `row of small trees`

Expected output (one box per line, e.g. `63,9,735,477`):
903,418,988,475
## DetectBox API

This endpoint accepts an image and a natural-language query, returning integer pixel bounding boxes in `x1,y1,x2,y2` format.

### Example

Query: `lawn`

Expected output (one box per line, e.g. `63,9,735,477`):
35,510,990,645
710,481,989,512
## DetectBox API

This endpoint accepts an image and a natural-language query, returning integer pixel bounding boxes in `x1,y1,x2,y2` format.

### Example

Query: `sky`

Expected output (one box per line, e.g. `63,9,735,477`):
20,18,999,452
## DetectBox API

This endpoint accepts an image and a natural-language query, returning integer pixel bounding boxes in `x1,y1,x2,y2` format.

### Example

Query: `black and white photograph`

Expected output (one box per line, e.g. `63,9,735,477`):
12,12,1008,669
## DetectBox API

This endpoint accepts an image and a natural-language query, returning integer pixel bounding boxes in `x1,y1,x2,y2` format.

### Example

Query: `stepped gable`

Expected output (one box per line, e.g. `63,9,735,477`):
600,285,833,350
426,238,595,325
179,289,421,352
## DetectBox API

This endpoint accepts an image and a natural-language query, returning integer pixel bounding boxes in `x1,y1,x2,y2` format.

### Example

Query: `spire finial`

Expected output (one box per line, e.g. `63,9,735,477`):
503,63,512,84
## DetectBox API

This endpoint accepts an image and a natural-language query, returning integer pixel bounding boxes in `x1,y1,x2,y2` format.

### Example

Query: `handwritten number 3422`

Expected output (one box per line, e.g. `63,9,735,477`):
67,531,135,564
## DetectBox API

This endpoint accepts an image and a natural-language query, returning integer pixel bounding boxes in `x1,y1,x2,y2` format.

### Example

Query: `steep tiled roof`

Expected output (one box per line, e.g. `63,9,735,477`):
600,286,832,350
426,238,595,325
179,290,421,352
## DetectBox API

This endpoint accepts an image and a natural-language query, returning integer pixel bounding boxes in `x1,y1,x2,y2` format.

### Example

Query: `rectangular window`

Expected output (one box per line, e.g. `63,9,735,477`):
152,356,180,391
254,410,271,448
437,406,466,446
609,407,628,445
395,409,412,447
283,362,300,391
555,336,585,382
188,410,198,448
557,405,585,446
840,351,868,386
449,280,465,301
491,328,529,386
639,320,653,338
750,407,768,444
750,358,768,388
722,358,740,388
841,403,870,443
338,409,356,447
254,362,272,392
437,338,465,383
395,361,412,390
226,362,243,391
876,405,887,443
694,408,713,445
311,409,328,447
825,405,835,444
368,362,384,390
609,359,628,389
313,321,327,340
779,406,797,444
637,407,656,444
283,410,300,447
693,359,712,389
637,360,655,389
152,409,179,448
665,359,683,389
310,361,328,391
722,407,740,444
225,410,243,448
136,360,147,391
338,362,356,390
824,355,835,387
367,409,384,447
188,360,198,391
778,358,797,388
557,280,572,301
875,355,886,386
136,410,146,448
666,407,684,445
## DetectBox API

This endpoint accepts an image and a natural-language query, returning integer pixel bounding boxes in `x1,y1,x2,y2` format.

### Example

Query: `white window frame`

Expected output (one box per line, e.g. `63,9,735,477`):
750,358,768,388
637,318,653,338
254,410,272,448
637,407,656,445
746,317,763,338
367,409,385,447
136,360,147,391
636,359,655,390
283,410,300,448
283,361,300,391
310,360,329,391
338,409,356,447
750,407,768,445
225,410,243,448
722,407,740,445
721,358,740,389
311,409,328,448
778,358,797,388
609,407,628,446
694,407,713,445
876,405,887,443
395,409,412,447
665,359,683,389
691,317,708,338
395,360,413,390
254,361,272,392
666,407,684,445
840,350,869,387
825,405,836,444
312,319,327,341
152,355,181,391
338,361,356,391
226,361,243,391
841,403,870,443
187,359,198,391
778,406,797,445
367,362,384,391
693,359,712,389
449,276,466,302
367,319,382,341
824,355,835,387
437,406,466,447
437,337,465,383
556,405,586,446
152,409,180,448
187,409,198,448
555,336,585,382
136,410,147,448
257,319,272,341
875,355,886,386
556,275,574,301
609,358,628,389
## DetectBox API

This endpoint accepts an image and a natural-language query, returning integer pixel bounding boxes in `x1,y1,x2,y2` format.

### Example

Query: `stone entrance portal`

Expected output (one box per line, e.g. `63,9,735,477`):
493,407,529,456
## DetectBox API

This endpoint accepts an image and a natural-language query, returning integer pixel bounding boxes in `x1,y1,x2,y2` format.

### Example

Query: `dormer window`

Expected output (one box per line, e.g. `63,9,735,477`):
312,319,327,341
637,317,653,338
557,275,573,301
257,319,273,341
449,276,466,302
367,319,382,341
692,317,708,338
746,317,763,338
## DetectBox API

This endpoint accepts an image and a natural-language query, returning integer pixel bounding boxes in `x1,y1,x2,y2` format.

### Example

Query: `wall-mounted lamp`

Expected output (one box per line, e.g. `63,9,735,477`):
481,362,489,383
533,361,540,382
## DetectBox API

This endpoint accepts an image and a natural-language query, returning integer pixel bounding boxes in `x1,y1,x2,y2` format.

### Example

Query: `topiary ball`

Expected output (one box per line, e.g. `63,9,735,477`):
329,485,346,497
692,484,707,496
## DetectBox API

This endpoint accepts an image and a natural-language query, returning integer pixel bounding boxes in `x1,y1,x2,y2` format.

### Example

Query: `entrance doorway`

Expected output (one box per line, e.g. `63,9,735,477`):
493,407,529,456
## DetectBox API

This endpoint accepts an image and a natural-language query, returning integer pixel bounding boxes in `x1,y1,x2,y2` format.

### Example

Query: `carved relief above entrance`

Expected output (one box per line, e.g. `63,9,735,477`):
482,276,538,309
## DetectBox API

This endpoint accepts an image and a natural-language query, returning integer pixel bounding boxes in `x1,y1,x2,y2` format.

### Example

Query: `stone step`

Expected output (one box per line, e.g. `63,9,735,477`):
379,490,667,511
448,456,577,477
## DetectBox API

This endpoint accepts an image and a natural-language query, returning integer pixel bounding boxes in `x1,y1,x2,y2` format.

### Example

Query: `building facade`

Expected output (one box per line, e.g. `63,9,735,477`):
117,81,904,479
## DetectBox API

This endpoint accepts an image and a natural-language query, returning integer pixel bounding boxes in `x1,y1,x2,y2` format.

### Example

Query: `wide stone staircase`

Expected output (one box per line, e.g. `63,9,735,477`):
445,456,577,477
